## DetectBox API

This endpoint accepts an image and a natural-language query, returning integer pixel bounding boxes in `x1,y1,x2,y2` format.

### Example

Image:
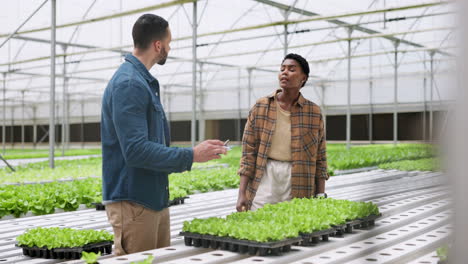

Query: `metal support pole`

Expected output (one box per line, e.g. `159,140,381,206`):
198,62,205,142
237,68,242,142
346,27,353,150
21,90,25,149
61,47,68,156
49,0,56,168
369,39,373,144
191,1,197,147
393,40,400,145
429,50,435,142
66,92,70,145
33,106,37,148
247,68,253,108
423,75,427,141
10,107,14,148
2,73,6,155
383,0,387,29
284,24,288,56
81,100,85,148
321,85,327,133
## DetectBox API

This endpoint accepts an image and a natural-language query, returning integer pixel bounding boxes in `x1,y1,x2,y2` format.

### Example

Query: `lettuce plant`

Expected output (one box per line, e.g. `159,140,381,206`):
437,245,449,262
378,158,439,171
0,178,102,219
81,252,101,264
131,255,154,264
183,198,380,242
16,227,113,249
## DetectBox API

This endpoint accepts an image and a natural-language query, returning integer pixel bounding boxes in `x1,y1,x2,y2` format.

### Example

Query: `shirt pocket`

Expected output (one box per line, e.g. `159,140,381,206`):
301,130,319,159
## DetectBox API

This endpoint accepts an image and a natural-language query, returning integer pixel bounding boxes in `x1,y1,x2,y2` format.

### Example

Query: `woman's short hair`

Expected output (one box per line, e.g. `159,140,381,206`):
282,53,310,87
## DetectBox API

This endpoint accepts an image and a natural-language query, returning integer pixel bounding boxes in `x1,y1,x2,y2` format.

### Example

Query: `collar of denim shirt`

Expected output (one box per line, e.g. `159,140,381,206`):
124,53,158,85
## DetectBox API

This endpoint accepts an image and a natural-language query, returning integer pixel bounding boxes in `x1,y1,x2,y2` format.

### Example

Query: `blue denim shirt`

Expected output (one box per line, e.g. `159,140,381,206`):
101,54,193,211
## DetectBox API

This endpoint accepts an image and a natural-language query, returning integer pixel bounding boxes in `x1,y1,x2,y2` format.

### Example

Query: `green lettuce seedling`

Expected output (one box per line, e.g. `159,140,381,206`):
131,255,154,264
81,251,101,264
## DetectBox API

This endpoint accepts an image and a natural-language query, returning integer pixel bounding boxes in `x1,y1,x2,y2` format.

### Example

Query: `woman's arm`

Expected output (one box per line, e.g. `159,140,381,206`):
237,106,258,211
236,175,250,211
315,112,329,195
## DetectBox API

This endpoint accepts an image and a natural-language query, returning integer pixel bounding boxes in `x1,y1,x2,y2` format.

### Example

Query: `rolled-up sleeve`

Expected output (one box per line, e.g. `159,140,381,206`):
238,105,258,180
315,112,329,180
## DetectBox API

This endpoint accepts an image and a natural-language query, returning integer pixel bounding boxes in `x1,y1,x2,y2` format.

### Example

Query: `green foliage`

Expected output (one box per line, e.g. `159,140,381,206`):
81,251,101,264
0,166,239,218
0,178,101,219
3,149,102,160
327,144,434,171
183,198,379,242
0,157,101,184
437,245,449,261
17,227,113,249
169,167,239,197
0,144,433,218
378,158,439,171
0,144,435,185
131,255,154,264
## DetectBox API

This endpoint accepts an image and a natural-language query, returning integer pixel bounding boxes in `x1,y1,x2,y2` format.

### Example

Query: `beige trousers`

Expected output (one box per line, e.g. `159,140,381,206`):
251,159,292,211
106,201,170,256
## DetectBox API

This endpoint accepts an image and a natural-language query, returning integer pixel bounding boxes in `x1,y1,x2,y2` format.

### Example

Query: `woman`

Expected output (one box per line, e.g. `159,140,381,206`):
236,53,329,211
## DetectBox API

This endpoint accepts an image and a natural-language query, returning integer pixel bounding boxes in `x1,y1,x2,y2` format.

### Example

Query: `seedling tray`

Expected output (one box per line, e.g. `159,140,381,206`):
299,227,336,245
93,197,190,211
16,241,113,259
296,213,383,247
331,213,382,236
180,231,302,256
92,202,106,211
169,196,189,206
359,213,381,227
181,214,382,253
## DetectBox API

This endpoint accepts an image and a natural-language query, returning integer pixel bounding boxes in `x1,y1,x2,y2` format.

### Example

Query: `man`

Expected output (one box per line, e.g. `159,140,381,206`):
101,14,227,256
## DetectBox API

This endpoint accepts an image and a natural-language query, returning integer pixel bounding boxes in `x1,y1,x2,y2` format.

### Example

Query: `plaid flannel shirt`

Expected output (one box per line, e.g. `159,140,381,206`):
238,90,329,209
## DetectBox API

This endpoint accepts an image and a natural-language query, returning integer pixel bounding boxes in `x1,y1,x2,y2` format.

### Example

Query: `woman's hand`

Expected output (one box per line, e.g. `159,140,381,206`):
236,191,248,212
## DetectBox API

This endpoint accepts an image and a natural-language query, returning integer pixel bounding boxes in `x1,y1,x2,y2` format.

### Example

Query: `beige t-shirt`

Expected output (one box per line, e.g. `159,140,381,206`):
267,99,292,161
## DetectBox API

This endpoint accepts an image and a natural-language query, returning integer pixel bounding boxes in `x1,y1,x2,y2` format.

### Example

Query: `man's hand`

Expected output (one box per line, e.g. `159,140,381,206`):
236,191,248,212
193,139,227,163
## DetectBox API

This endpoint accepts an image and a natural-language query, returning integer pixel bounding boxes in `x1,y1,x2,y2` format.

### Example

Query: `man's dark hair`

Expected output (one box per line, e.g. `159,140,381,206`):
282,53,310,87
132,14,169,50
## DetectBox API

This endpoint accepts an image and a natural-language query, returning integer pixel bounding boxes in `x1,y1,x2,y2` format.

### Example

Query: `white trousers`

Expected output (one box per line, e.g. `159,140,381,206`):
251,159,292,211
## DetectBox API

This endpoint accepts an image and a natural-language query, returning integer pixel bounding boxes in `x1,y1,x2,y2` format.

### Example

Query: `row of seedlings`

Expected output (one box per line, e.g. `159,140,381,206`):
15,227,114,259
181,197,381,256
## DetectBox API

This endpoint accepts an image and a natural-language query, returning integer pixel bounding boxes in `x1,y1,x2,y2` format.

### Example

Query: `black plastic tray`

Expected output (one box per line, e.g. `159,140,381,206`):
169,196,189,206
181,214,382,253
359,213,382,227
299,227,336,246
92,202,106,211
331,213,382,237
180,231,302,256
93,197,190,211
16,241,113,259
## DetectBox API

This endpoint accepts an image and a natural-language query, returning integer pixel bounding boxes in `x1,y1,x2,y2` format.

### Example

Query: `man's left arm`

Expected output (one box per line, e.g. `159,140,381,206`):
112,80,193,174
315,112,329,195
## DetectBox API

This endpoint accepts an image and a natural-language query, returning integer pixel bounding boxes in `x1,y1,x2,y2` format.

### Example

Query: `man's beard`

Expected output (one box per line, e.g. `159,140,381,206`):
157,47,168,65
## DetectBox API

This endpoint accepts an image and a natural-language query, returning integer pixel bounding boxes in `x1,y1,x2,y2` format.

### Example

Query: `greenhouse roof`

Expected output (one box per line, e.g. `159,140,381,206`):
0,0,455,105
